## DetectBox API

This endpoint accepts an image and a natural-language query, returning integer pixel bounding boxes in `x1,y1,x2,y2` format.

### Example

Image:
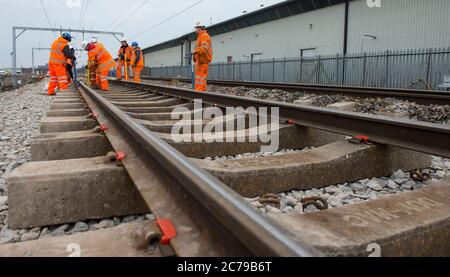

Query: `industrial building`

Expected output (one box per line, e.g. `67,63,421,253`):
143,0,450,67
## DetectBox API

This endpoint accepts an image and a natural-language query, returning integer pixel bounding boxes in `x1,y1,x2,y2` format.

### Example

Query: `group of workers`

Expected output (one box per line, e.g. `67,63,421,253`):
47,21,212,95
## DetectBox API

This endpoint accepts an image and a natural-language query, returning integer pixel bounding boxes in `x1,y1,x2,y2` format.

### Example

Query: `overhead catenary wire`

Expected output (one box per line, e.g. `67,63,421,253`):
79,0,91,28
39,0,55,32
77,0,86,27
111,0,150,31
104,0,138,30
130,0,204,39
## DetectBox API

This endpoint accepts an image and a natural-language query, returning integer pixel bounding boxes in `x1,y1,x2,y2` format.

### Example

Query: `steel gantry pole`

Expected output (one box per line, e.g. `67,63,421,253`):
12,26,124,87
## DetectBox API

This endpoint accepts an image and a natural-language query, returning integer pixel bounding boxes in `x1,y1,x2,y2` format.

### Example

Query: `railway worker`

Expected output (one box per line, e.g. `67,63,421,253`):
116,37,132,81
130,42,144,83
82,41,97,87
82,40,115,91
193,20,213,92
47,33,77,95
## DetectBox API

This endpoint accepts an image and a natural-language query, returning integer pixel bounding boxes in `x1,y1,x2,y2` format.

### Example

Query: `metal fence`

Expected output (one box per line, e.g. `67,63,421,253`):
147,48,450,90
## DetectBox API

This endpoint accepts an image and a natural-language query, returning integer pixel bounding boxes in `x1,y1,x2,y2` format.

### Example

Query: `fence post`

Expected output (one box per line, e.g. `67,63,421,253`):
239,62,242,80
250,59,253,81
385,50,390,87
426,50,432,87
233,62,235,80
317,56,321,84
259,60,262,82
299,57,303,83
283,57,286,83
272,58,275,82
341,55,346,86
218,62,221,80
335,54,339,85
362,53,367,86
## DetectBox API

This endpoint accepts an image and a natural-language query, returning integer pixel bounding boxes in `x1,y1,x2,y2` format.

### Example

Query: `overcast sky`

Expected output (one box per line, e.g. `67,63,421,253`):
0,0,285,69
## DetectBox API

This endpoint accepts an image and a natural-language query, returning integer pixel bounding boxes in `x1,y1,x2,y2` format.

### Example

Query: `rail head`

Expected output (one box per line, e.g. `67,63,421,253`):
78,82,319,257
141,76,450,105
112,79,450,159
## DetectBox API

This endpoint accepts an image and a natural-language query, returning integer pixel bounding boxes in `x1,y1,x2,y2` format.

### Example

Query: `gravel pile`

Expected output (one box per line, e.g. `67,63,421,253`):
146,80,450,124
0,81,154,245
245,156,450,215
355,98,450,123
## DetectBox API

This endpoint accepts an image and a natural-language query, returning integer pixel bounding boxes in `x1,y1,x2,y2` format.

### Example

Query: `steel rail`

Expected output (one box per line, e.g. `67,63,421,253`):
113,79,450,158
141,76,450,105
77,82,318,257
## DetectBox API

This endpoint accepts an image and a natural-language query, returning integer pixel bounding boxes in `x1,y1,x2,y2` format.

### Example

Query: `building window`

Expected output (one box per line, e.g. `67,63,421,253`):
301,48,316,59
251,53,263,62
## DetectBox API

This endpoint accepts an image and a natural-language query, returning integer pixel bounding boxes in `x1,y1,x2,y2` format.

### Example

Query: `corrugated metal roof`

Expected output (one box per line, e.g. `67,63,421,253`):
143,0,349,54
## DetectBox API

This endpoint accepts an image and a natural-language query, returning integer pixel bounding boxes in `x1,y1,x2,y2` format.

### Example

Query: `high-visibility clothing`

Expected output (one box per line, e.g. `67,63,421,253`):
194,64,208,92
193,30,212,91
116,60,130,80
48,63,68,95
194,30,213,65
117,45,132,80
48,37,71,95
132,67,143,83
87,44,115,91
49,37,69,65
131,47,144,68
118,45,132,61
131,47,144,83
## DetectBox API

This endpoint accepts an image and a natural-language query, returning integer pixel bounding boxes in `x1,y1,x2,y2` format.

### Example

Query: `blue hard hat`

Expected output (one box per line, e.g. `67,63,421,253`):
131,42,138,47
62,33,72,42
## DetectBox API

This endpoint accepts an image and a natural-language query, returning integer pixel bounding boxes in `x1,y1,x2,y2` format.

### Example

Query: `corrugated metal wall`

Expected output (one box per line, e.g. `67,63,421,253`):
144,0,450,68
348,0,450,53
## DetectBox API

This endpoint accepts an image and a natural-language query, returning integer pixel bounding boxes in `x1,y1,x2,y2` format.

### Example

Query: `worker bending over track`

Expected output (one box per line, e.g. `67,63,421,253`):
82,40,115,91
47,33,77,95
131,42,144,83
117,37,132,81
193,21,213,91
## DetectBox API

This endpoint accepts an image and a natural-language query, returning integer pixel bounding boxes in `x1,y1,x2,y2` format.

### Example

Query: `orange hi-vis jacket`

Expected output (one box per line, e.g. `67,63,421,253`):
118,45,132,61
194,30,213,65
88,44,115,70
131,47,144,68
49,37,69,65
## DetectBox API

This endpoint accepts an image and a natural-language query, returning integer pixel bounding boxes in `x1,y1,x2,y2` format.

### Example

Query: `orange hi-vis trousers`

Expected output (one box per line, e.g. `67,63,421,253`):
194,63,209,92
48,63,68,95
116,60,130,80
132,66,143,83
96,61,115,91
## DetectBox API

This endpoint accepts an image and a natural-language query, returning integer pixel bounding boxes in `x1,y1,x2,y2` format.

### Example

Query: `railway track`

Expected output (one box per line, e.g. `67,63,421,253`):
141,76,450,105
1,79,450,257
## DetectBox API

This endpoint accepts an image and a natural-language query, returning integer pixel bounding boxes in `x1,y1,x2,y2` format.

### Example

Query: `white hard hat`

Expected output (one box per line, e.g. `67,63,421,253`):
91,37,98,43
120,37,127,42
81,40,89,49
195,20,205,28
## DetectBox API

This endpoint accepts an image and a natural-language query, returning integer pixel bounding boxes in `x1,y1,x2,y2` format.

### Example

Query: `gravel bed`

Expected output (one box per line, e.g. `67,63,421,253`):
244,156,450,215
0,81,154,245
145,80,450,124
204,147,314,161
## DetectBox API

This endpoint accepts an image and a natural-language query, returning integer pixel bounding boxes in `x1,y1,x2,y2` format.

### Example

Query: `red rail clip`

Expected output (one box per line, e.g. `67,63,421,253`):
156,219,177,245
115,151,126,161
286,119,294,125
356,135,369,143
99,124,109,132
